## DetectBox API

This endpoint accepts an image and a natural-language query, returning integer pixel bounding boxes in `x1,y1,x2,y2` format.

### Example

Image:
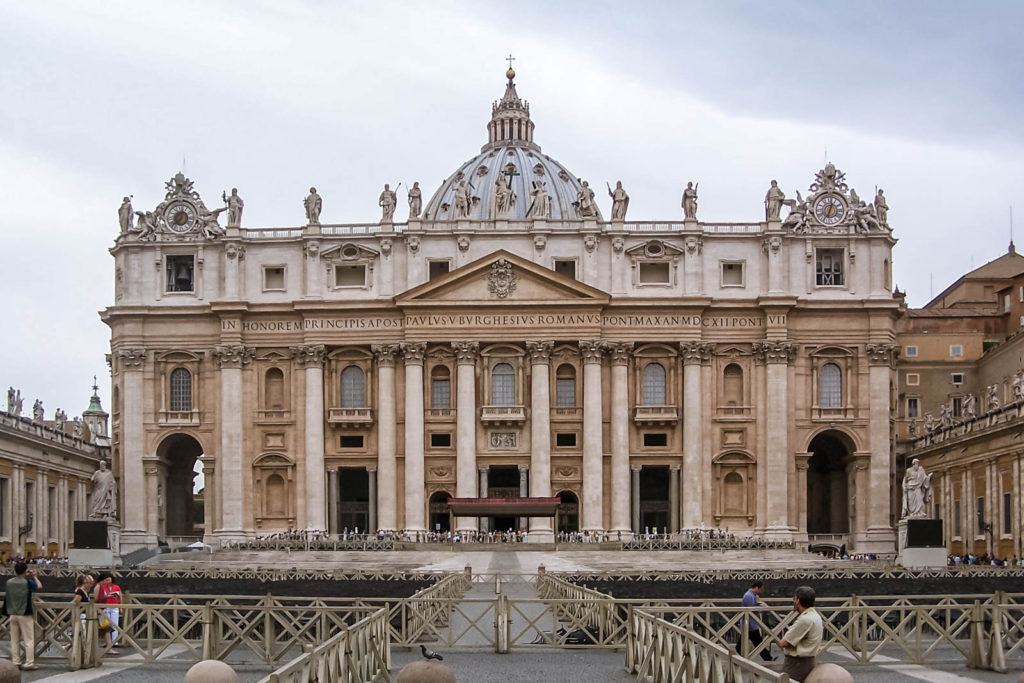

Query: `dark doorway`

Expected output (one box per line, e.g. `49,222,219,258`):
488,465,522,531
429,491,451,533
556,491,579,534
640,466,670,533
338,468,369,533
158,434,203,538
807,432,851,534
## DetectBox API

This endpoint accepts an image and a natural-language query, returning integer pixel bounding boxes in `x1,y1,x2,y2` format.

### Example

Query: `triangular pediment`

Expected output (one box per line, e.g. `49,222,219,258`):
395,250,610,306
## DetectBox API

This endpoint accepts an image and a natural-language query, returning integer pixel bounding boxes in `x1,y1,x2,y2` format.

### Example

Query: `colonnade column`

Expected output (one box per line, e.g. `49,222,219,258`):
36,472,48,553
215,345,255,538
117,348,152,550
453,342,480,534
478,467,489,533
327,468,339,537
753,340,796,540
57,475,68,555
367,466,378,533
607,342,633,537
144,465,159,540
680,342,713,529
794,453,811,541
630,465,641,534
291,345,325,533
527,340,553,542
403,342,427,532
579,341,605,533
371,345,399,532
864,344,899,551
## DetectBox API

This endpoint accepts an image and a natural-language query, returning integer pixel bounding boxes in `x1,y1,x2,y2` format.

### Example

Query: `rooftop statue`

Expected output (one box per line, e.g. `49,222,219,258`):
379,183,397,223
576,180,597,218
32,399,43,423
304,187,322,225
782,190,808,233
923,412,936,432
874,189,888,225
608,181,629,220
491,175,516,218
986,384,1000,413
1013,370,1024,404
133,210,158,240
53,408,67,432
223,188,244,227
453,180,472,219
764,180,785,221
681,182,698,220
407,181,422,219
901,458,932,519
118,196,133,233
527,181,552,219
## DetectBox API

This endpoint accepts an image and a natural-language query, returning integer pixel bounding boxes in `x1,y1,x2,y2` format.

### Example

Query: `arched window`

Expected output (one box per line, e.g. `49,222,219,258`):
169,368,192,412
340,366,365,408
555,364,576,407
491,363,515,406
642,363,666,405
265,368,285,410
431,365,451,410
819,363,842,408
265,474,286,516
723,364,743,406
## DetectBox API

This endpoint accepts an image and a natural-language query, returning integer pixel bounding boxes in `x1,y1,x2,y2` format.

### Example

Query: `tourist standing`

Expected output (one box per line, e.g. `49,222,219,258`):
778,586,823,682
3,562,42,670
94,572,123,646
740,580,774,661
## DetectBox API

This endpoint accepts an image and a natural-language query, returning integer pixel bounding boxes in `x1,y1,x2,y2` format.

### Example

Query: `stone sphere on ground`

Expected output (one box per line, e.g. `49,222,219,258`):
396,660,456,683
0,660,19,682
804,663,853,683
184,660,239,683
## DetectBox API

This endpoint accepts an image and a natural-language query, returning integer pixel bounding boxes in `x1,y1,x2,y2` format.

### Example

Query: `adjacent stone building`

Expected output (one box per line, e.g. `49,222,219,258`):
103,70,902,554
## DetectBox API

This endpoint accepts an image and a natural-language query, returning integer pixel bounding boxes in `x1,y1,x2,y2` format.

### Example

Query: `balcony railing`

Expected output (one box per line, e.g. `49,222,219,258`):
426,408,456,419
255,409,292,423
812,406,854,420
716,405,752,417
633,405,678,426
327,407,374,427
551,406,582,419
480,405,527,425
158,409,200,426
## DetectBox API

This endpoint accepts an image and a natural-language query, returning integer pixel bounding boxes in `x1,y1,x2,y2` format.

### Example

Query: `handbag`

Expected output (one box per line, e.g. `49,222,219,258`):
98,615,112,631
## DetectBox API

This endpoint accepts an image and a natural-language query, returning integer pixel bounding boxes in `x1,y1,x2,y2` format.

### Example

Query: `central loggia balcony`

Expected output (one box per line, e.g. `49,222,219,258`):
480,405,527,426
328,407,375,428
633,405,678,426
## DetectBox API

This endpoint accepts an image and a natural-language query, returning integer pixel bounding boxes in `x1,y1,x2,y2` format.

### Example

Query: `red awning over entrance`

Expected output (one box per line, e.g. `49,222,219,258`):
445,497,561,516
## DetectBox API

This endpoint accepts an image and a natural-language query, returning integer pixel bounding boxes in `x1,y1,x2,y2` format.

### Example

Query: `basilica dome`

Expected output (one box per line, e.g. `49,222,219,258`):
422,71,602,222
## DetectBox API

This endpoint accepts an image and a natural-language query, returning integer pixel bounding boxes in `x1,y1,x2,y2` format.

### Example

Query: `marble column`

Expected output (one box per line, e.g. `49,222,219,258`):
327,468,339,537
290,344,325,533
117,348,153,550
57,476,68,555
367,466,378,533
371,345,399,532
478,466,489,533
607,342,633,537
579,341,605,532
680,342,713,529
453,342,480,534
37,472,48,550
631,465,641,534
527,340,553,541
669,465,680,533
518,464,529,531
794,453,812,541
402,342,427,532
144,465,159,539
864,344,898,552
753,340,796,540
202,464,216,544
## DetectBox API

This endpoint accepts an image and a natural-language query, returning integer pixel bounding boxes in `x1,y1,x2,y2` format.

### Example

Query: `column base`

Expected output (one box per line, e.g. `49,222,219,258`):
455,518,478,536
119,529,158,554
214,529,251,546
855,527,897,556
527,530,554,543
762,525,796,542
609,528,634,542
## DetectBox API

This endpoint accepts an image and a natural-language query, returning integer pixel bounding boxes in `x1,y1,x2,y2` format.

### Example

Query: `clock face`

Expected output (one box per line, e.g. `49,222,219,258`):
814,195,845,225
165,201,197,233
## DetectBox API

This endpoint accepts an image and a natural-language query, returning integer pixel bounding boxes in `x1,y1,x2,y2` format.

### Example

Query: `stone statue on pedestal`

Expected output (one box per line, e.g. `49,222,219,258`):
32,400,43,422
874,189,888,225
963,393,977,421
901,458,932,519
454,181,472,219
608,181,629,220
986,384,1001,413
527,181,551,219
379,184,397,222
304,187,322,225
89,460,117,520
407,181,422,219
576,181,597,218
118,197,134,233
764,180,785,221
222,188,244,227
682,182,698,219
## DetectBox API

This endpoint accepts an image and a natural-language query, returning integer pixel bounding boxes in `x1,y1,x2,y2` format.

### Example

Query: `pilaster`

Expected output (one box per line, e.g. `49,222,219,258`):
402,342,427,532
863,343,898,553
291,344,326,533
117,348,156,551
680,342,713,528
752,340,797,540
371,345,399,531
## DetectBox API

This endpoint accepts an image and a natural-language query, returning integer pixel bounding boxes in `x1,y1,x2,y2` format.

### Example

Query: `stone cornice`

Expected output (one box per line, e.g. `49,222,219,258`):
214,344,255,368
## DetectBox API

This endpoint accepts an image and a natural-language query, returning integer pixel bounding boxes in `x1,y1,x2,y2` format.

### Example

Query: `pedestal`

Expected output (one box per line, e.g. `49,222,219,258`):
900,547,947,569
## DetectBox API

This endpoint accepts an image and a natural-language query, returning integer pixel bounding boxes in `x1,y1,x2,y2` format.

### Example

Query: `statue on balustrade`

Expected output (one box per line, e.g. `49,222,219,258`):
901,458,932,519
32,400,43,422
304,187,322,225
1013,370,1024,404
407,181,422,219
379,183,397,222
607,181,629,220
923,412,936,432
764,180,785,221
118,196,133,233
986,384,1001,413
576,180,597,218
682,181,698,219
963,393,977,421
222,188,244,227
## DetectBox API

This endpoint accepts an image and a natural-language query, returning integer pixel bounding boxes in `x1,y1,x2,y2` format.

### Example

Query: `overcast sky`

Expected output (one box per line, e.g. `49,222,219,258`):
1,1,1019,418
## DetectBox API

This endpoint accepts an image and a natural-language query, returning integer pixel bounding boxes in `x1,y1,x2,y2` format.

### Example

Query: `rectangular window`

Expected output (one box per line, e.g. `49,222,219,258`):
951,373,965,385
431,378,450,410
1004,492,1012,535
720,261,744,287
555,432,577,447
907,397,919,418
905,373,920,386
951,397,962,418
340,435,364,449
815,248,844,287
904,345,918,358
263,266,286,291
166,255,195,293
949,344,963,357
639,262,671,284
643,433,668,447
428,260,451,281
553,259,576,280
335,264,367,287
430,433,452,448
555,378,576,407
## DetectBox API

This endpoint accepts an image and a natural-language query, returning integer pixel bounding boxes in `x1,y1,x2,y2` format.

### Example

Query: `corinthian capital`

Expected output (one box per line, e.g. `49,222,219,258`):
116,348,147,370
526,340,554,363
289,344,325,367
451,341,479,364
752,340,797,364
214,345,255,368
579,340,604,363
371,344,400,368
680,341,715,365
604,341,634,366
402,342,427,364
866,343,900,367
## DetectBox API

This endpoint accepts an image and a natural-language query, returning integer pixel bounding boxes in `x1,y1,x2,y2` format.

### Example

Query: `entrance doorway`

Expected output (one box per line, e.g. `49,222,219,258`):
556,491,579,534
487,465,522,531
639,466,670,534
338,468,369,533
429,491,451,533
157,434,203,538
807,432,852,535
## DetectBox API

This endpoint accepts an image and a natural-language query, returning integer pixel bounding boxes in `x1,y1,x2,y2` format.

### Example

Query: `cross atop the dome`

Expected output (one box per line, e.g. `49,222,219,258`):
505,53,516,81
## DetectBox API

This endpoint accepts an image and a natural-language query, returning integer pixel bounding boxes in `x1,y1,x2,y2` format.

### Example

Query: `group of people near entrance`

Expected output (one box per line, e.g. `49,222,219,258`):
741,581,824,682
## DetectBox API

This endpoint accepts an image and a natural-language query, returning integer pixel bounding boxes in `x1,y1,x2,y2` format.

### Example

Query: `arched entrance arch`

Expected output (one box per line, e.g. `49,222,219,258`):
556,490,579,535
155,433,204,539
806,430,856,538
429,491,452,533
